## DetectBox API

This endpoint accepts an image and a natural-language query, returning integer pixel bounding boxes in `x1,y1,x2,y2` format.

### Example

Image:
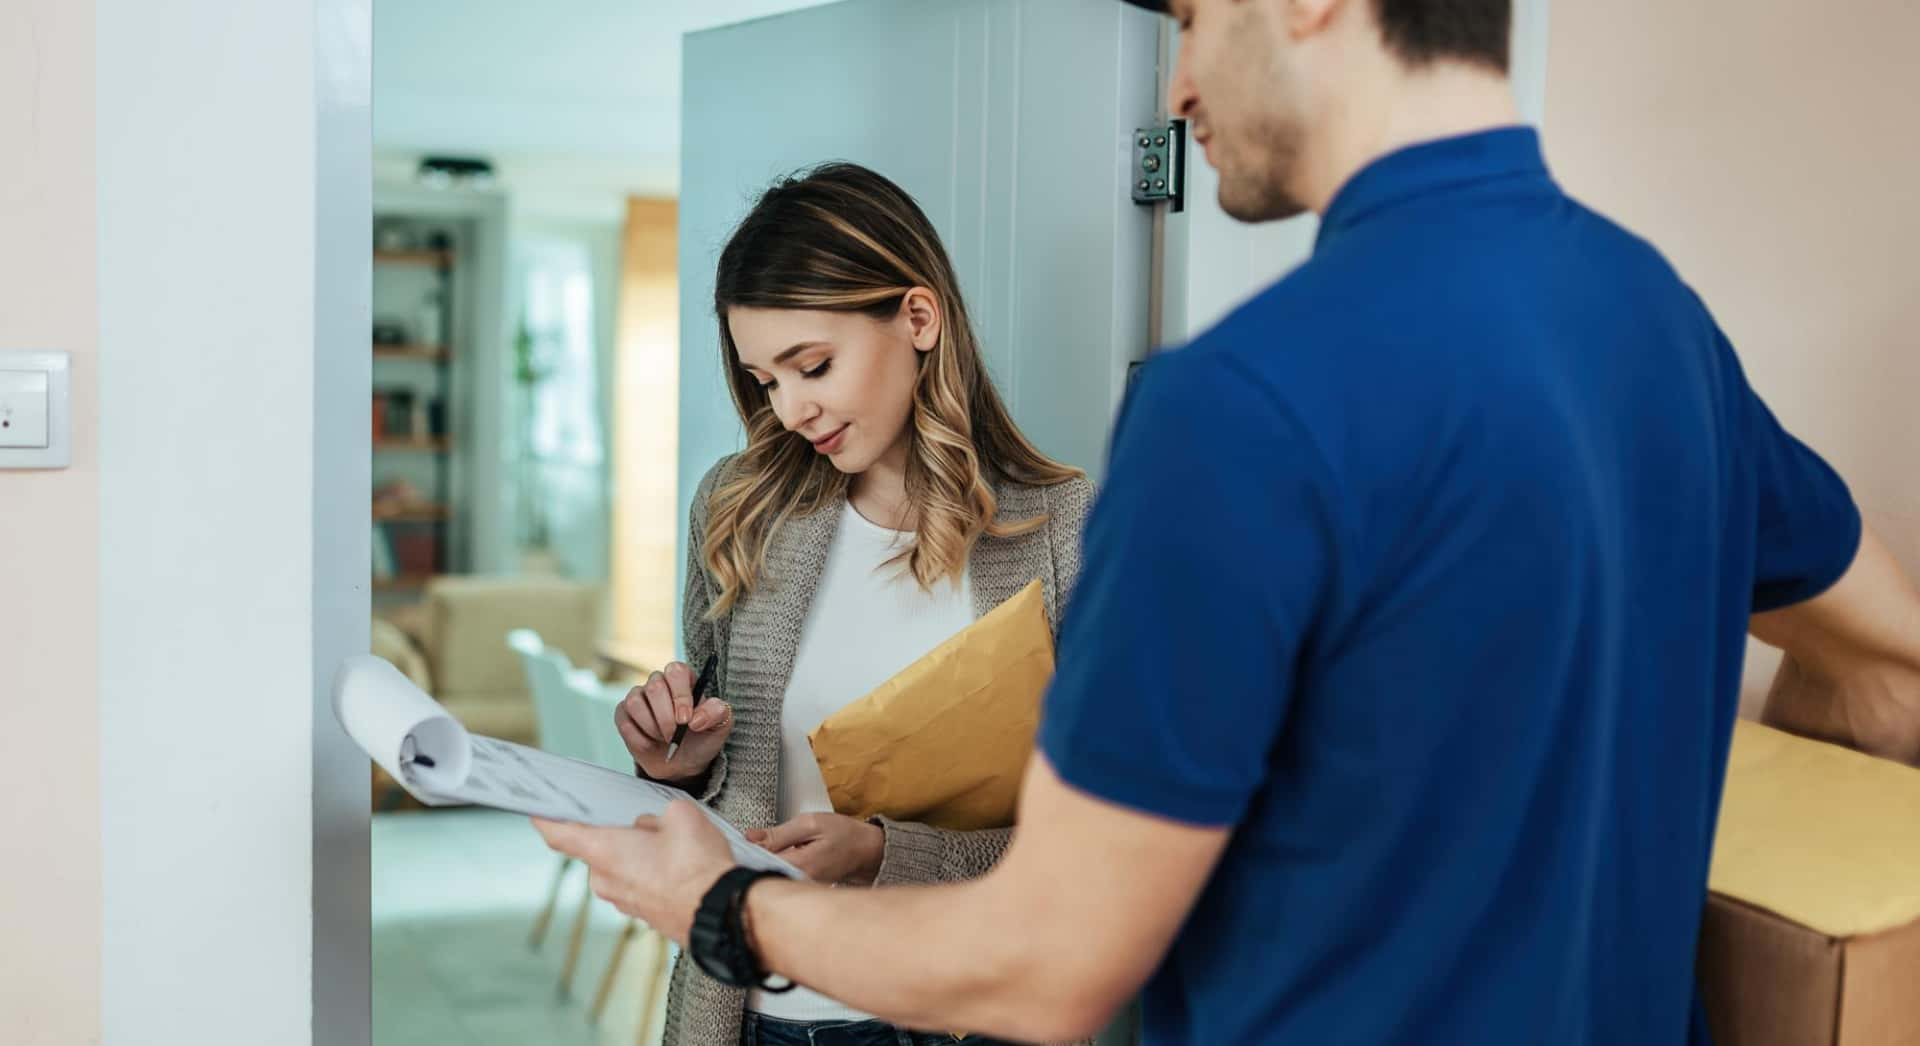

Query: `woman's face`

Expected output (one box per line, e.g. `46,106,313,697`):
728,290,939,476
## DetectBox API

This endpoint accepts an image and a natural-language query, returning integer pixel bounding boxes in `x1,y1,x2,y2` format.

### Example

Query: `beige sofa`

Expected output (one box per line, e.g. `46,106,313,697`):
373,575,605,746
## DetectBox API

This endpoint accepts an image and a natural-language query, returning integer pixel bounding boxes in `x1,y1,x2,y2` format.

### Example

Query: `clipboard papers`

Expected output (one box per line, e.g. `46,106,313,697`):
332,654,801,879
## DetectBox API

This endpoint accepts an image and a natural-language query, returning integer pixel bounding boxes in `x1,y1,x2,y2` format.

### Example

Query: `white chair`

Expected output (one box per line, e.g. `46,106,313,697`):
508,628,606,1000
569,666,673,1036
573,667,635,771
509,628,595,762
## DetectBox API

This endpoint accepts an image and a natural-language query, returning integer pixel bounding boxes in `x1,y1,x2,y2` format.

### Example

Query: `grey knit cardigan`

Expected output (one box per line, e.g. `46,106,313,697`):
658,455,1096,1046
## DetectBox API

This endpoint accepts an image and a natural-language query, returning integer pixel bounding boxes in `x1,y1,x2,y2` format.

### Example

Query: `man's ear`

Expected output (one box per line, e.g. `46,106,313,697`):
1286,0,1344,40
902,287,942,352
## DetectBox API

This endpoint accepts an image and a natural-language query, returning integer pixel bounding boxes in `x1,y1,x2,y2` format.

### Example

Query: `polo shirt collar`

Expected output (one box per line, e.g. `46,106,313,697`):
1315,126,1550,252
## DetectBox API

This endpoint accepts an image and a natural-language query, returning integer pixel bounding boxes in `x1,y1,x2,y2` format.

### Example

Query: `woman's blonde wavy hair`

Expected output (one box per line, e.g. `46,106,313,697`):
703,162,1081,618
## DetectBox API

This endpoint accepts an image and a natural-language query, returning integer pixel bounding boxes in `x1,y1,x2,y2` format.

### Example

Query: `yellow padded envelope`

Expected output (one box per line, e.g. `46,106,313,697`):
808,579,1052,832
1710,720,1920,938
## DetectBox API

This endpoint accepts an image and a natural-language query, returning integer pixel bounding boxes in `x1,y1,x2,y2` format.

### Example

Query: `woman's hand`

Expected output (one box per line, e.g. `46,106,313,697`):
747,813,886,885
617,661,734,784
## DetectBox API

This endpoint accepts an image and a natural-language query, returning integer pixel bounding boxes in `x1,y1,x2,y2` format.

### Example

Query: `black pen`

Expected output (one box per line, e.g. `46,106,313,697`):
665,653,719,763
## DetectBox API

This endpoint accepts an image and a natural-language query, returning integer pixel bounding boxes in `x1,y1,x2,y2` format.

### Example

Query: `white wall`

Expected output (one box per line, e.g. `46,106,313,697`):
370,0,843,175
373,149,663,225
96,1,369,1044
6,2,370,1040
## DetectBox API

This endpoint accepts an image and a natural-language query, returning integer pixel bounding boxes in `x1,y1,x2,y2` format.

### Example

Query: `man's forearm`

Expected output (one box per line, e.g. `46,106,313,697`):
743,876,1099,1043
1753,525,1920,766
1763,652,1920,765
535,757,1211,1043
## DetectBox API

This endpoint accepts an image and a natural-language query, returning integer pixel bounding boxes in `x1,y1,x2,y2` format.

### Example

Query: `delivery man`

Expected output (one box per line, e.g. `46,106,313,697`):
537,1,1920,1043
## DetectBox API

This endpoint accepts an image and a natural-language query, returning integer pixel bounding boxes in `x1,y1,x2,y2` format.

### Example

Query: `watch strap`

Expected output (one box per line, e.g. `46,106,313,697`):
690,867,792,991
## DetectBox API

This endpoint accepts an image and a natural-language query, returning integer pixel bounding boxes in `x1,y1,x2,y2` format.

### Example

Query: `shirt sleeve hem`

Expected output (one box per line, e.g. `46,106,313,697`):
1752,502,1863,614
1044,747,1247,829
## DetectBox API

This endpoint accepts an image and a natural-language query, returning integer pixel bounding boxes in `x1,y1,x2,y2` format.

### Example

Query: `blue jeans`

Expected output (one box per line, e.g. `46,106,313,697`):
740,1012,1024,1046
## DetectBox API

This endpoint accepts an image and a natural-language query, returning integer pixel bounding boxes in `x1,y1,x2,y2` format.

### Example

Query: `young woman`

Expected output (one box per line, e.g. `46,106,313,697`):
613,162,1094,1046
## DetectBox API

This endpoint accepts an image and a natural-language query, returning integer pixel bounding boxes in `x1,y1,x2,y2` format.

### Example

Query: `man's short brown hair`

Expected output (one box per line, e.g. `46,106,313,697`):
1127,0,1512,73
1374,0,1511,73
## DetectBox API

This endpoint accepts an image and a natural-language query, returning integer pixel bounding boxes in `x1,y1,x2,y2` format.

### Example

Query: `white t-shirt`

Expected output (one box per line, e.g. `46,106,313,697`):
748,501,974,1023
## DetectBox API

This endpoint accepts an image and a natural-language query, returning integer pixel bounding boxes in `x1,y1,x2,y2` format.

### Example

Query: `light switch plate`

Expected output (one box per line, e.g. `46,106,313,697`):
0,370,51,448
0,350,71,469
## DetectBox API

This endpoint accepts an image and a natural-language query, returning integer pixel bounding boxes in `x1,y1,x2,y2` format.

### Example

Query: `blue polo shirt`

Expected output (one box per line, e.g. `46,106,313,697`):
1037,128,1860,1045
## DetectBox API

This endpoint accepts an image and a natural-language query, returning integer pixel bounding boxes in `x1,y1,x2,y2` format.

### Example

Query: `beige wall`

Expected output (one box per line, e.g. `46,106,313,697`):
1546,0,1920,712
0,1,101,1042
610,197,681,672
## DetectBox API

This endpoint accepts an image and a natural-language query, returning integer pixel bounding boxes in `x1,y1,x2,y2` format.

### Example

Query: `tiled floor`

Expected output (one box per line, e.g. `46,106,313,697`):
373,808,672,1046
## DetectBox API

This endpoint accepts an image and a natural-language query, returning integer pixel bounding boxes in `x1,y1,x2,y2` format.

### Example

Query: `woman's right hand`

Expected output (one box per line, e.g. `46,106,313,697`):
616,661,733,784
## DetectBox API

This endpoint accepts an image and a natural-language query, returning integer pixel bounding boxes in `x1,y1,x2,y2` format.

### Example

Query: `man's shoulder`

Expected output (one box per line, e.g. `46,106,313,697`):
1180,256,1380,377
1142,263,1363,432
1123,334,1322,477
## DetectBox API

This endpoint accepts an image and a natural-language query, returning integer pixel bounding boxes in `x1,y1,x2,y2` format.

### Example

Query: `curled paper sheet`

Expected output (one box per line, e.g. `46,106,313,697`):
331,654,802,878
808,579,1053,831
333,654,475,804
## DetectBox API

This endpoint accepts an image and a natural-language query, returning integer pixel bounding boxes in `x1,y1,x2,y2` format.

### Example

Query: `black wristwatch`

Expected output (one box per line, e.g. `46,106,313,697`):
688,867,794,992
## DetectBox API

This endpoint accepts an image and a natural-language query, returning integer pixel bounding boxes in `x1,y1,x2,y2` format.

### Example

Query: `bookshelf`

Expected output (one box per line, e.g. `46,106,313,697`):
369,184,509,597
372,224,460,592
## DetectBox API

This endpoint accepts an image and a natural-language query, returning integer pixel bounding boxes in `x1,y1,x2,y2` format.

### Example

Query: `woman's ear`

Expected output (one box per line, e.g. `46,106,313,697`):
901,287,942,353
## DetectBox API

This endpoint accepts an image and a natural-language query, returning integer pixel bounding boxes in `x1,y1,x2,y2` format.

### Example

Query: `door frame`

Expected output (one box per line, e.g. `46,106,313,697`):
316,0,374,1043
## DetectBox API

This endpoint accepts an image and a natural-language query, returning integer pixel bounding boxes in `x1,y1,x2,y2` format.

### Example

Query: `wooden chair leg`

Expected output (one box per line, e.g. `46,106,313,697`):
590,919,639,1025
529,855,573,951
557,875,595,999
635,930,671,1046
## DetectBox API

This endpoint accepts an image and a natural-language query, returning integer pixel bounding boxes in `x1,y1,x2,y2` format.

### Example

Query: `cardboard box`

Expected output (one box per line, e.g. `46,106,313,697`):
1699,893,1920,1045
1697,722,1920,1045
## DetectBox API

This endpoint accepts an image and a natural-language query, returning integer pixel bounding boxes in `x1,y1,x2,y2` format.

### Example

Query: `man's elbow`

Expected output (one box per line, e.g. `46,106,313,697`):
1041,988,1129,1043
990,985,1124,1044
995,949,1135,1042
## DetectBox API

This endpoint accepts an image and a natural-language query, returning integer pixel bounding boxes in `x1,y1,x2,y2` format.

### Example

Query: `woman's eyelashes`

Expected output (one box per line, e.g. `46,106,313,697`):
756,359,832,391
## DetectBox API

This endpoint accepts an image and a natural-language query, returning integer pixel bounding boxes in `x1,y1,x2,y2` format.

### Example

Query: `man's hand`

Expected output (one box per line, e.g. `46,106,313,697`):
617,661,733,783
1752,525,1920,766
746,813,886,885
532,800,735,944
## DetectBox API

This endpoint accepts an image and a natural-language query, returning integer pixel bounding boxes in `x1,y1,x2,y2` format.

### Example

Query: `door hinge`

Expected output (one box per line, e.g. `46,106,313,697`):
1130,120,1185,212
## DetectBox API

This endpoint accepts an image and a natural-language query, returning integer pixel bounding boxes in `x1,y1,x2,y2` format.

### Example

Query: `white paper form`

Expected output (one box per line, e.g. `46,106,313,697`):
332,654,800,879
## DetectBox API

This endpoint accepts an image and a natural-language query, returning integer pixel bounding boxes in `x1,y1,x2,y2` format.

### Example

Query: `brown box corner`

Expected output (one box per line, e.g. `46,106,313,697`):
1699,892,1920,1046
